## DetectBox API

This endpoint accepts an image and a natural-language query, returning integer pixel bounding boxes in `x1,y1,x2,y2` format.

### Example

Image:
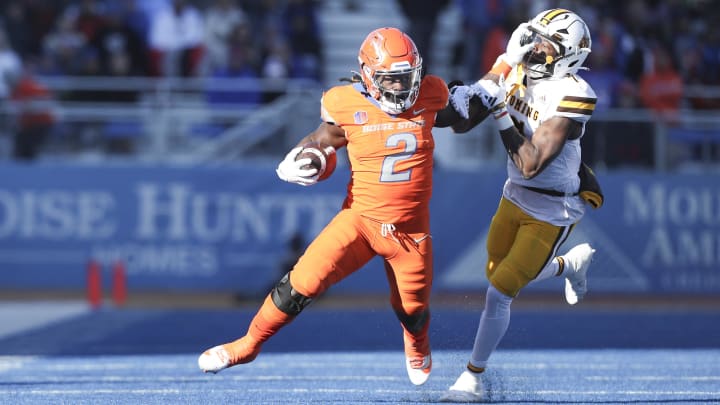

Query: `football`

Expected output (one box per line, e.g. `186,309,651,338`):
295,141,337,181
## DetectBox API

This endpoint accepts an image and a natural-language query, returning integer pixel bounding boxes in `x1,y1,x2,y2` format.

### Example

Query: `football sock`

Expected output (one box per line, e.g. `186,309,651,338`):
532,257,562,283
221,295,294,365
223,334,261,364
466,362,485,374
403,320,430,357
469,284,512,369
248,294,295,342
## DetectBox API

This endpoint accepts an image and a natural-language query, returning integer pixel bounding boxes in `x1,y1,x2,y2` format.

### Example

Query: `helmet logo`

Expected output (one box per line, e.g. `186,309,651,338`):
579,35,590,49
371,39,384,63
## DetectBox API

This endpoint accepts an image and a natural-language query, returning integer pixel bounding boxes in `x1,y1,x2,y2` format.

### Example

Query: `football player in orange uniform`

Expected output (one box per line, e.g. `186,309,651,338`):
198,27,472,385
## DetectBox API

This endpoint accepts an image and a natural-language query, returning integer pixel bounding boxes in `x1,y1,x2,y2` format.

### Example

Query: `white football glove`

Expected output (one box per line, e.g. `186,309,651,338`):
448,84,474,119
469,75,506,112
276,146,318,186
499,22,534,67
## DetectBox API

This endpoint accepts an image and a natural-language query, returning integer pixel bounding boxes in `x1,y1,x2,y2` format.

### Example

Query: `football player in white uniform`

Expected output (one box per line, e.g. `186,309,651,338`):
441,8,603,402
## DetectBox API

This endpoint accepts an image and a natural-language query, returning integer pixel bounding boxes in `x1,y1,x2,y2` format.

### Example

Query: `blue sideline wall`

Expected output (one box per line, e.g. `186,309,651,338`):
0,162,717,296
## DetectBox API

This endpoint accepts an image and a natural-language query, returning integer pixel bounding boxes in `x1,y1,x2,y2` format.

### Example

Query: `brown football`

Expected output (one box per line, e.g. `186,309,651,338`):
295,141,337,181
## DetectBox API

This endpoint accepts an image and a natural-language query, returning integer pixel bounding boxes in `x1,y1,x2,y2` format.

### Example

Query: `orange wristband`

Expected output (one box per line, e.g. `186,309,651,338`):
490,60,512,78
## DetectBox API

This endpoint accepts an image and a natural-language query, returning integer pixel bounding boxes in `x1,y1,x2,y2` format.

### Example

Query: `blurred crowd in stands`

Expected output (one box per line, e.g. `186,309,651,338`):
444,0,720,114
0,0,322,83
0,0,322,159
407,0,720,168
1,0,718,106
0,0,718,164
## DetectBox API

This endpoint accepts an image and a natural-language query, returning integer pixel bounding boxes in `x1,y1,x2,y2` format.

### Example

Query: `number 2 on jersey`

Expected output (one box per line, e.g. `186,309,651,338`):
380,132,416,182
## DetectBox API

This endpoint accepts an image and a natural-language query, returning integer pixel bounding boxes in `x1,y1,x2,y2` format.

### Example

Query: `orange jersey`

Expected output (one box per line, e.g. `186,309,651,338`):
320,75,449,225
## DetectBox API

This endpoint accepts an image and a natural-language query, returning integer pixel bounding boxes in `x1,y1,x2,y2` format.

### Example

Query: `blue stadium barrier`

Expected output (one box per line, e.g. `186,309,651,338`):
0,162,716,295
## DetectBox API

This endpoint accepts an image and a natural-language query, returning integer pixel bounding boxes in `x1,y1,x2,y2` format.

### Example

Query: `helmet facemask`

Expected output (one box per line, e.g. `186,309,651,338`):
364,63,422,114
520,29,564,79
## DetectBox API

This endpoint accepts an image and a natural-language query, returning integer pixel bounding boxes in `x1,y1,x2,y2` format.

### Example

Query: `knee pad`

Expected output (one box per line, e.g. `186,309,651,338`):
271,272,313,316
395,308,429,334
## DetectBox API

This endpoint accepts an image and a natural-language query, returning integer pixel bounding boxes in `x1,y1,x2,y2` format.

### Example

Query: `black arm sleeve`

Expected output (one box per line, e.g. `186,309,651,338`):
499,126,525,157
450,97,491,133
435,103,464,127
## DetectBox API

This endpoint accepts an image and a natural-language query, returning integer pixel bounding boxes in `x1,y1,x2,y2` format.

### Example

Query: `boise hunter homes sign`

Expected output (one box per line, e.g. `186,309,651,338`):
0,163,717,295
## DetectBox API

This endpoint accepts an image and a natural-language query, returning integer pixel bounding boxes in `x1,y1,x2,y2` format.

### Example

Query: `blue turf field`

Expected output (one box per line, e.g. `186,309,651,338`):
0,300,718,404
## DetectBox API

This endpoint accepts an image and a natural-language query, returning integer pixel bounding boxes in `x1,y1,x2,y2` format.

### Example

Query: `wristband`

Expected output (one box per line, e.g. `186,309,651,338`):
490,59,512,79
493,109,514,130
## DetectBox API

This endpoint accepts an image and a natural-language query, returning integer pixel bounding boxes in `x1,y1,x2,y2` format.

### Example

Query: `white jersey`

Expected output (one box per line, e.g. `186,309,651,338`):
501,67,597,226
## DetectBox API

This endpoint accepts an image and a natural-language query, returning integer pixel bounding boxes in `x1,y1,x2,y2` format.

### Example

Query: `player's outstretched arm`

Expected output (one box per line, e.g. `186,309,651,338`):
438,21,533,133
436,81,491,132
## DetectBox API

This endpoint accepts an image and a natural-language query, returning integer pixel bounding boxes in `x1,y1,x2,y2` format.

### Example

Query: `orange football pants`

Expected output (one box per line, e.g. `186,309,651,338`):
290,208,433,319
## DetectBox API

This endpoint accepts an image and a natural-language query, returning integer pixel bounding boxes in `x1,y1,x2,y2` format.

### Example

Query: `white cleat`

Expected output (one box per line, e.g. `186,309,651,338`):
562,243,596,305
439,370,485,402
405,355,432,386
198,345,231,374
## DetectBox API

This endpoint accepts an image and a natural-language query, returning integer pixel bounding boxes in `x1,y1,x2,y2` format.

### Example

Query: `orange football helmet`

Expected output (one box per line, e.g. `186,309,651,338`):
357,27,422,114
